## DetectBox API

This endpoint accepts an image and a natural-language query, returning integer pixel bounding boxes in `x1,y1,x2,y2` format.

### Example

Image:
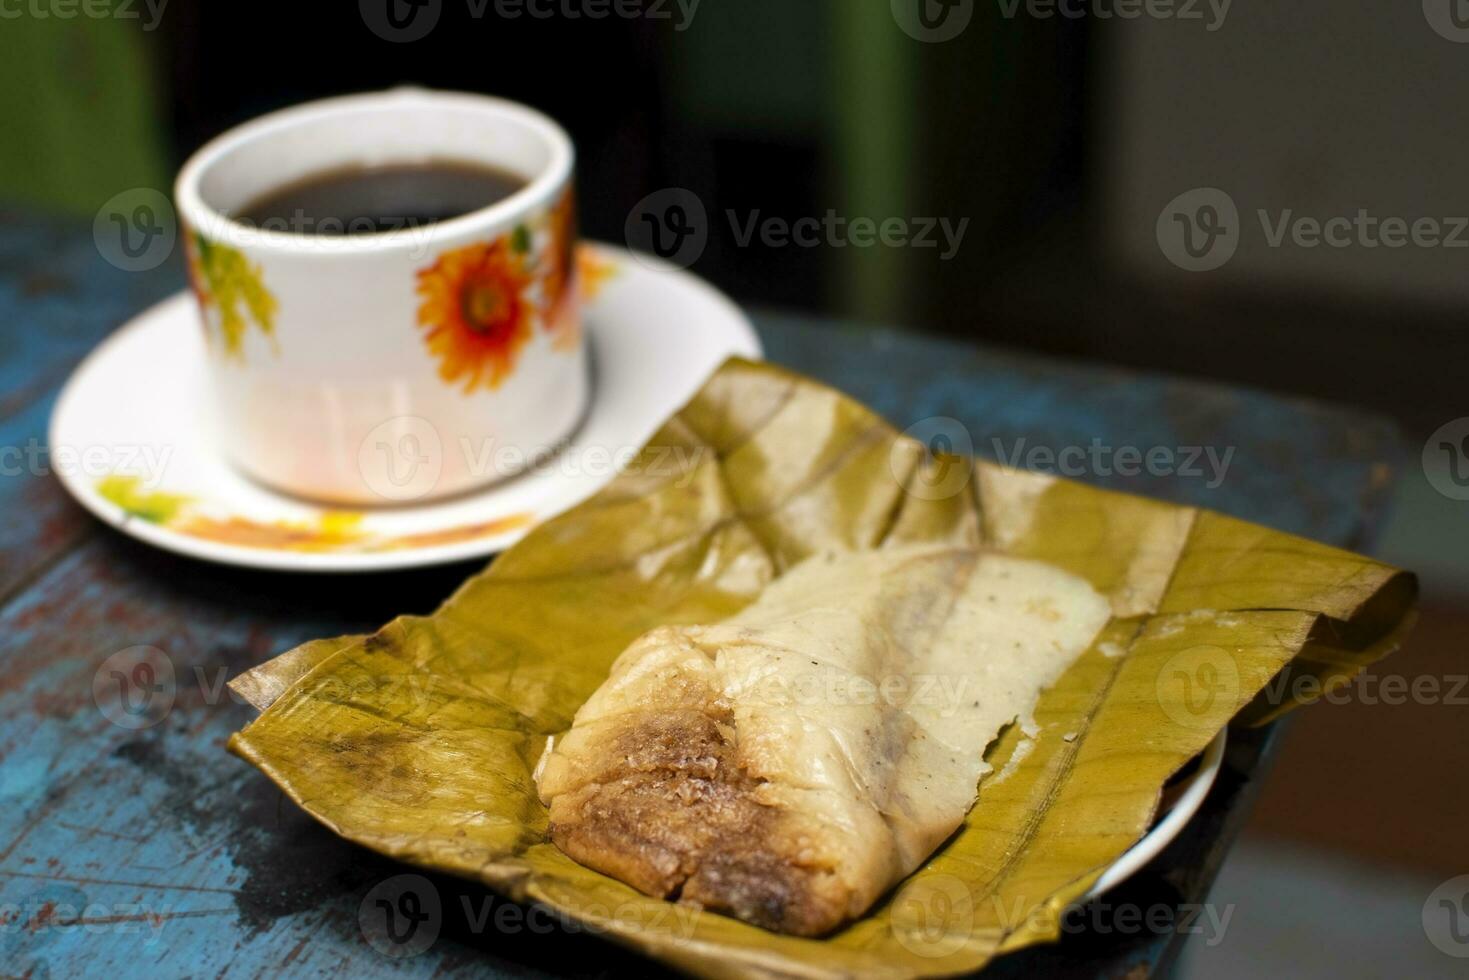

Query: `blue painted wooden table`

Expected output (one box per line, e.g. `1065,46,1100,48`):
0,213,1403,979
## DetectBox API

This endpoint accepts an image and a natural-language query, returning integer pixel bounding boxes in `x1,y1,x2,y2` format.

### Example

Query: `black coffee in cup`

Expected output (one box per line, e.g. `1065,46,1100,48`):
234,161,527,235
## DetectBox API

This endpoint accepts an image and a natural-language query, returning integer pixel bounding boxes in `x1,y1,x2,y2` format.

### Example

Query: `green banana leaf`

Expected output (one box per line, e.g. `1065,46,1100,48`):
229,358,1416,978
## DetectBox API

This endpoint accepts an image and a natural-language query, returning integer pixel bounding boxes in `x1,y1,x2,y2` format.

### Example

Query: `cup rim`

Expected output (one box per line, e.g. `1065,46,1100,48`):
174,88,575,255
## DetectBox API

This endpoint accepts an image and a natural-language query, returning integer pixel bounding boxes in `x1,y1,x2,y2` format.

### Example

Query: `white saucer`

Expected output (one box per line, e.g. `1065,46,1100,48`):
50,245,761,572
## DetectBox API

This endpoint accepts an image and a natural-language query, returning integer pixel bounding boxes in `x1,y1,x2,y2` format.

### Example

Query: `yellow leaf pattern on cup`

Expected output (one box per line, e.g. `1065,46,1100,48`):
186,232,279,360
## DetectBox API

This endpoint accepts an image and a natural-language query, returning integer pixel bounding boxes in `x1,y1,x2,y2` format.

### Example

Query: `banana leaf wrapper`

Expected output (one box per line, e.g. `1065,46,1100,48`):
228,358,1416,979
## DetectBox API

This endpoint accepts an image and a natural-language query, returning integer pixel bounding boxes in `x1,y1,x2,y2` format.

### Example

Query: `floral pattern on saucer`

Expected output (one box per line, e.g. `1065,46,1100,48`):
96,475,534,555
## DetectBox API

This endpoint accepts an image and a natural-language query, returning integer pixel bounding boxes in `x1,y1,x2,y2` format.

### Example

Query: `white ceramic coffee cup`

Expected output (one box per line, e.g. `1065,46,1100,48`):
175,89,588,505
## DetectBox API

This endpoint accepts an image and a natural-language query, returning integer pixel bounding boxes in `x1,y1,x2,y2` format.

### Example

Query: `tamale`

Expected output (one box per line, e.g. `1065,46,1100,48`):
536,544,1111,935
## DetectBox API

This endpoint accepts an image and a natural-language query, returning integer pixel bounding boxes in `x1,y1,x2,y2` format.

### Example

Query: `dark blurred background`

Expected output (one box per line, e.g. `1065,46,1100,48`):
2,3,1465,976
7,3,1466,433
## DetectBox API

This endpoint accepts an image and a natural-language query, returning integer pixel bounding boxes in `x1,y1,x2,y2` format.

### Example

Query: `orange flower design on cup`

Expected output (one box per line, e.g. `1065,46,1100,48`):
415,238,536,393
541,189,581,352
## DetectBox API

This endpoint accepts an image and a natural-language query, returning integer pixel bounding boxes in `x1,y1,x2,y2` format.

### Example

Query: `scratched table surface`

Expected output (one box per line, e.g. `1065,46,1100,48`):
0,212,1403,979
